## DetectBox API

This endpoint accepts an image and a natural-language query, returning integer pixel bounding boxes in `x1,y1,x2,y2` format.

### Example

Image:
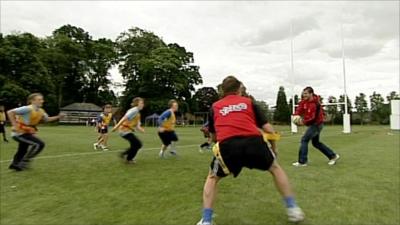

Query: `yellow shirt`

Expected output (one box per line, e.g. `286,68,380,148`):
0,112,6,122
13,105,48,134
159,109,176,131
99,113,113,126
119,107,141,135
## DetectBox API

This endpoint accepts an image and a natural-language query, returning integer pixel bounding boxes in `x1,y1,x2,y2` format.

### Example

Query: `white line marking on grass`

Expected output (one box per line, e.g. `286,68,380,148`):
0,144,200,164
0,133,342,164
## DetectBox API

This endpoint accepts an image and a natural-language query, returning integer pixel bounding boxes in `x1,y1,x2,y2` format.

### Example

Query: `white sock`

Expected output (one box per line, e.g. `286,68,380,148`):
170,142,177,153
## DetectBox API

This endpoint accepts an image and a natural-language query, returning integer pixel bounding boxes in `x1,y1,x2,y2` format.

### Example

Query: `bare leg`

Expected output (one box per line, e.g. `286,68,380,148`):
268,161,294,197
199,172,222,224
269,161,305,222
203,173,221,208
159,145,168,157
102,133,109,147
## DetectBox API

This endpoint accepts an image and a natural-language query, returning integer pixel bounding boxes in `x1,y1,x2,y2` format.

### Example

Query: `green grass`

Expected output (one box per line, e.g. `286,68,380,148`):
0,125,399,225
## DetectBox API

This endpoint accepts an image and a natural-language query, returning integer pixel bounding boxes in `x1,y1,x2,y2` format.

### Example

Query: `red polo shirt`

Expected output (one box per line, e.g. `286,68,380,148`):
209,94,268,143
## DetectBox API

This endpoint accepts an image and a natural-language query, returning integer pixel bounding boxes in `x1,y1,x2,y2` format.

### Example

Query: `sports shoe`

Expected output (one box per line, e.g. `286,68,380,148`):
196,219,213,225
159,150,165,158
126,159,136,164
99,145,109,151
169,150,177,156
287,207,305,222
292,162,307,167
93,143,99,150
328,154,340,165
9,164,23,171
119,152,126,159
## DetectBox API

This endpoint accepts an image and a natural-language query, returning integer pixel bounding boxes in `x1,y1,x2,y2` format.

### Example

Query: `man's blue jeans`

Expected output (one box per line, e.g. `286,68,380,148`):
298,124,336,164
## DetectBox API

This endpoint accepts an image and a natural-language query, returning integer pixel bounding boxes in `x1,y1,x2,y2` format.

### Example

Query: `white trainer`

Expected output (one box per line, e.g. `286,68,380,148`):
328,154,340,165
196,219,213,225
287,207,305,222
159,150,165,158
93,143,98,150
292,162,307,167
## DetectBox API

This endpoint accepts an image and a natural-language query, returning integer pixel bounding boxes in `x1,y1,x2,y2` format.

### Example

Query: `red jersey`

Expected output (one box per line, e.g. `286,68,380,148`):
294,95,324,126
210,95,266,143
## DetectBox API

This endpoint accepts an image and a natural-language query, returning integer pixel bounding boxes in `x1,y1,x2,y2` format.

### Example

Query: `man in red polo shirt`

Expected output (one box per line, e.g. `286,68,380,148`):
197,76,304,225
292,87,340,167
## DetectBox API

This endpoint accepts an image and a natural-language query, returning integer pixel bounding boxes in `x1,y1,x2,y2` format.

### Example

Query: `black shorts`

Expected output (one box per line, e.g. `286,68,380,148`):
210,136,275,178
158,131,178,146
0,123,5,133
98,127,108,134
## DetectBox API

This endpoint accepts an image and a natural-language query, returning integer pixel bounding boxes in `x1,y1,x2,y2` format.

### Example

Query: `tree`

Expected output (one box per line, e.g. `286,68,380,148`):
387,91,400,102
370,91,386,123
83,38,117,106
42,25,117,108
354,93,368,125
116,27,202,114
193,87,219,112
288,94,299,114
338,95,352,114
44,25,92,107
0,32,56,112
254,100,272,122
326,96,338,125
273,86,290,123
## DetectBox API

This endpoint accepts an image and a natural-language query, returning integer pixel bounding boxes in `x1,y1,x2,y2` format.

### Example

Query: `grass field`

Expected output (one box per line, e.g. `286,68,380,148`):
0,125,399,225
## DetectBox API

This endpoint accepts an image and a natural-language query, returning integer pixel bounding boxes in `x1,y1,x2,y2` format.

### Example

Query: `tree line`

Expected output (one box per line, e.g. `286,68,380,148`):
0,25,217,118
273,86,399,125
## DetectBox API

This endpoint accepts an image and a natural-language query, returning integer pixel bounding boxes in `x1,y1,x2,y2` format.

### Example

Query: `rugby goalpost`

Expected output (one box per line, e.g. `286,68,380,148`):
289,21,351,134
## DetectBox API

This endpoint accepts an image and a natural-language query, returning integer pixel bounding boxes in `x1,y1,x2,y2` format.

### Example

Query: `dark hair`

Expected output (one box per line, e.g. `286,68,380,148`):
303,86,314,94
27,93,43,104
168,99,178,108
103,104,112,109
131,97,144,107
221,76,241,96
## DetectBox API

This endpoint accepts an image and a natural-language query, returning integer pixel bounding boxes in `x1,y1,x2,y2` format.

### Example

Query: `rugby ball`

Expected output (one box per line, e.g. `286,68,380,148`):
292,115,303,126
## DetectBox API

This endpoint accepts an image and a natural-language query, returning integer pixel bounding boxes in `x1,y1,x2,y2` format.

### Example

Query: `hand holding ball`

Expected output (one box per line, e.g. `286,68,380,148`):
292,115,303,126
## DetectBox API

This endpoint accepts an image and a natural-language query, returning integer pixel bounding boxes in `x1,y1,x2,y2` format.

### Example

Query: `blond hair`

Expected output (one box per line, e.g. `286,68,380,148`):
131,97,144,107
27,93,43,104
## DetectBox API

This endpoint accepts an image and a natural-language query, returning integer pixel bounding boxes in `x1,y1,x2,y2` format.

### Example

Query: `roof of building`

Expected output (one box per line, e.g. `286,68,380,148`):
60,103,102,112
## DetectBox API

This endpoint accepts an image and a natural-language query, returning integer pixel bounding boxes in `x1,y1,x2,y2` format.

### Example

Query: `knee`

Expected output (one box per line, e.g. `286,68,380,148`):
311,139,320,147
268,161,279,173
37,141,45,150
300,137,310,144
137,141,143,149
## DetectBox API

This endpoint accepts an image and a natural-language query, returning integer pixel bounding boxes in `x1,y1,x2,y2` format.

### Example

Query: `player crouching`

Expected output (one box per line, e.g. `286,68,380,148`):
197,76,304,225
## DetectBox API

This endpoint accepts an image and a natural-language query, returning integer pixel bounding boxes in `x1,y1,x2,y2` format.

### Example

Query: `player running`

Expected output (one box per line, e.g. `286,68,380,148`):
158,100,179,158
93,104,115,151
197,76,305,225
292,86,340,166
7,93,65,171
112,97,145,164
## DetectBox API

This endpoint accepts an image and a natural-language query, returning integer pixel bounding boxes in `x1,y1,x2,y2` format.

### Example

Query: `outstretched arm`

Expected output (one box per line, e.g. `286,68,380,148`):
112,116,128,132
6,110,18,129
46,113,65,122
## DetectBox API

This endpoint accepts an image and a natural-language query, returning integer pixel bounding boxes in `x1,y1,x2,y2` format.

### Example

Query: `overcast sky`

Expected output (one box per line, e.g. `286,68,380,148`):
1,1,399,106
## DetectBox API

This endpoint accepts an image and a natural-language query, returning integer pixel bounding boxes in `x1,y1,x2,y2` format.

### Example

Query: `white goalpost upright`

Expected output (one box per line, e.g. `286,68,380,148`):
341,22,351,133
290,21,298,133
390,100,400,130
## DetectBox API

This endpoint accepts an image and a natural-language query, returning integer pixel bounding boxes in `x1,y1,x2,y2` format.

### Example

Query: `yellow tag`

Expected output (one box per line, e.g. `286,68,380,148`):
263,132,281,142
